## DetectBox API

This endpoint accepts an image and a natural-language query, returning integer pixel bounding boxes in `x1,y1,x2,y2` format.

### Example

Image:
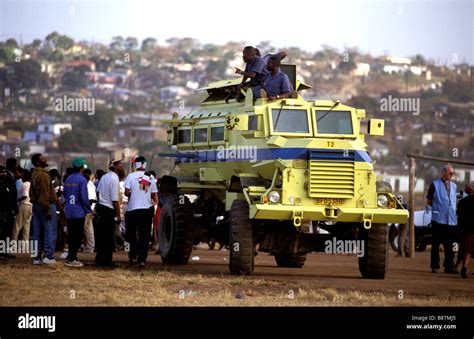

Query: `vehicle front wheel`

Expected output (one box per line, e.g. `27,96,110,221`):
358,223,388,279
229,200,254,275
158,195,194,265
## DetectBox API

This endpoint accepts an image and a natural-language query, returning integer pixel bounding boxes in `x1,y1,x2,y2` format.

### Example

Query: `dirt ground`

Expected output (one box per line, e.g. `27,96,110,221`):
0,248,472,306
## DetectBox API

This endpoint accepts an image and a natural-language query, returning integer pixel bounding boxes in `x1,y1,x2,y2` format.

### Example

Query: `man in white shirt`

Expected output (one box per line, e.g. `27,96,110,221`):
124,156,158,267
13,169,32,243
95,159,123,267
82,168,97,253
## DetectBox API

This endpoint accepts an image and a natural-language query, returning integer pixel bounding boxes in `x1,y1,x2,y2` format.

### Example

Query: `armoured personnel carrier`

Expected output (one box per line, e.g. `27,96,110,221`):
159,65,408,279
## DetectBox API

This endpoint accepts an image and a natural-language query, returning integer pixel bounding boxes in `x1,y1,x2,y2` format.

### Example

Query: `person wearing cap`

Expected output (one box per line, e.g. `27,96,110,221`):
95,159,124,267
63,158,91,267
124,156,158,267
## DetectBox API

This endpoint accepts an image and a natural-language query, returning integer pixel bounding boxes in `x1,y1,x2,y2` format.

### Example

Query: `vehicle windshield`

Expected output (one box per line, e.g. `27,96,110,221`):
316,110,353,134
272,108,309,133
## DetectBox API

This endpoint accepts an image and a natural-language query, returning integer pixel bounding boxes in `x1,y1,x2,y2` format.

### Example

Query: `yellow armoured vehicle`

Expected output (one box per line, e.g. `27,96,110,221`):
159,65,408,279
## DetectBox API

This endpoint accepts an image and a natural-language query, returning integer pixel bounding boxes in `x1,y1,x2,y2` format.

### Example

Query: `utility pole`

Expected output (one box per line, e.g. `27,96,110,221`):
408,156,416,258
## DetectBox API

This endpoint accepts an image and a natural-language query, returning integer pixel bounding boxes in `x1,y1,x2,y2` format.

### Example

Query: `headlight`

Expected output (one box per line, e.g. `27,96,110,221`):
377,194,388,207
288,196,295,205
268,191,280,204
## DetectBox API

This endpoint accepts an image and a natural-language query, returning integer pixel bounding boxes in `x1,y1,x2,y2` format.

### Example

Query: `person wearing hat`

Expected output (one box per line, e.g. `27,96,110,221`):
63,158,92,267
124,156,158,267
95,159,124,267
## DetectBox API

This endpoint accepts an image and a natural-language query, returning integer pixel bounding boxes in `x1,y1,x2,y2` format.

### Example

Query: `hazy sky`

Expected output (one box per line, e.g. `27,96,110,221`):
0,0,473,64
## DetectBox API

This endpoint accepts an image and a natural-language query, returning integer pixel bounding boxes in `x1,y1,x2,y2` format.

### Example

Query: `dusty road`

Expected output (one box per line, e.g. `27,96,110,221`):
0,248,472,306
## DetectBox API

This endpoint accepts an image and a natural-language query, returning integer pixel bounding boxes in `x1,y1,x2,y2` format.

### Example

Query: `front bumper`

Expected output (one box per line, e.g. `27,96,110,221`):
249,204,408,224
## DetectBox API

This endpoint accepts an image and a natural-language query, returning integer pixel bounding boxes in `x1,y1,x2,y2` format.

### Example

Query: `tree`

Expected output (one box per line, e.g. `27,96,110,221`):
125,37,138,51
56,35,74,50
58,129,97,152
412,54,426,66
0,46,15,63
77,108,115,132
11,59,46,89
5,39,19,48
141,37,157,52
110,36,124,50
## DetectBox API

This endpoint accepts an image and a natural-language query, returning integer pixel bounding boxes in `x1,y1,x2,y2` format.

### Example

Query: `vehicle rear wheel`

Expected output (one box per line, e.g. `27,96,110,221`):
358,223,388,279
158,195,194,265
274,253,307,268
229,200,254,275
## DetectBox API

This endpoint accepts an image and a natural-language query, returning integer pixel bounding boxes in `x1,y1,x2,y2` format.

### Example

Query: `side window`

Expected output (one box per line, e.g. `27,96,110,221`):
248,115,258,130
177,129,191,143
194,128,207,143
210,127,224,141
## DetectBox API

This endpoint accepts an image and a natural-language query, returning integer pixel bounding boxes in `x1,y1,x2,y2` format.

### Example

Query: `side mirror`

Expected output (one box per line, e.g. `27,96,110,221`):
368,119,385,136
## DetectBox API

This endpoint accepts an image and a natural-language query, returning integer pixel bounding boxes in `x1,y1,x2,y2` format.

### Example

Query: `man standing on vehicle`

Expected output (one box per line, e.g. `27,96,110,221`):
426,164,458,273
95,159,123,267
124,156,158,267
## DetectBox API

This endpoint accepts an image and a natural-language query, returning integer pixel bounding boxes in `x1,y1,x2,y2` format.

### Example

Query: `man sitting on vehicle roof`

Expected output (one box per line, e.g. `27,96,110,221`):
234,46,265,100
255,49,288,78
253,56,293,100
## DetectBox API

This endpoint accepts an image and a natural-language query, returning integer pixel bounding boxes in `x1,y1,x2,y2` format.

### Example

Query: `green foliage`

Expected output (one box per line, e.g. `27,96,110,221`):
347,95,379,115
0,46,15,62
76,108,115,132
58,129,97,152
442,80,474,102
11,59,47,88
141,37,157,52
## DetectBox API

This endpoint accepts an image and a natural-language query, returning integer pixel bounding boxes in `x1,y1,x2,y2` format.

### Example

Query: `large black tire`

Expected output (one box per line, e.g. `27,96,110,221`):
159,195,194,265
274,254,307,268
358,223,388,279
229,200,254,275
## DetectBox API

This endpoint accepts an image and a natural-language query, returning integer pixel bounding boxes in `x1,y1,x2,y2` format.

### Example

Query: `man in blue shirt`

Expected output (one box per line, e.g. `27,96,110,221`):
253,56,293,100
426,164,458,274
257,50,288,78
63,158,92,267
235,46,265,100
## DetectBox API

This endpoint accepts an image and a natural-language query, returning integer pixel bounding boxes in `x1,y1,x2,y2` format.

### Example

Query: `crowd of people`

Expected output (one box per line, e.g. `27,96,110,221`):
0,154,162,269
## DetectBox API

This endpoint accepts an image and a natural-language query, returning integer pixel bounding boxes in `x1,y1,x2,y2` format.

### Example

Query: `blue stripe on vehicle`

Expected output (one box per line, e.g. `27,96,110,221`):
174,148,372,164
